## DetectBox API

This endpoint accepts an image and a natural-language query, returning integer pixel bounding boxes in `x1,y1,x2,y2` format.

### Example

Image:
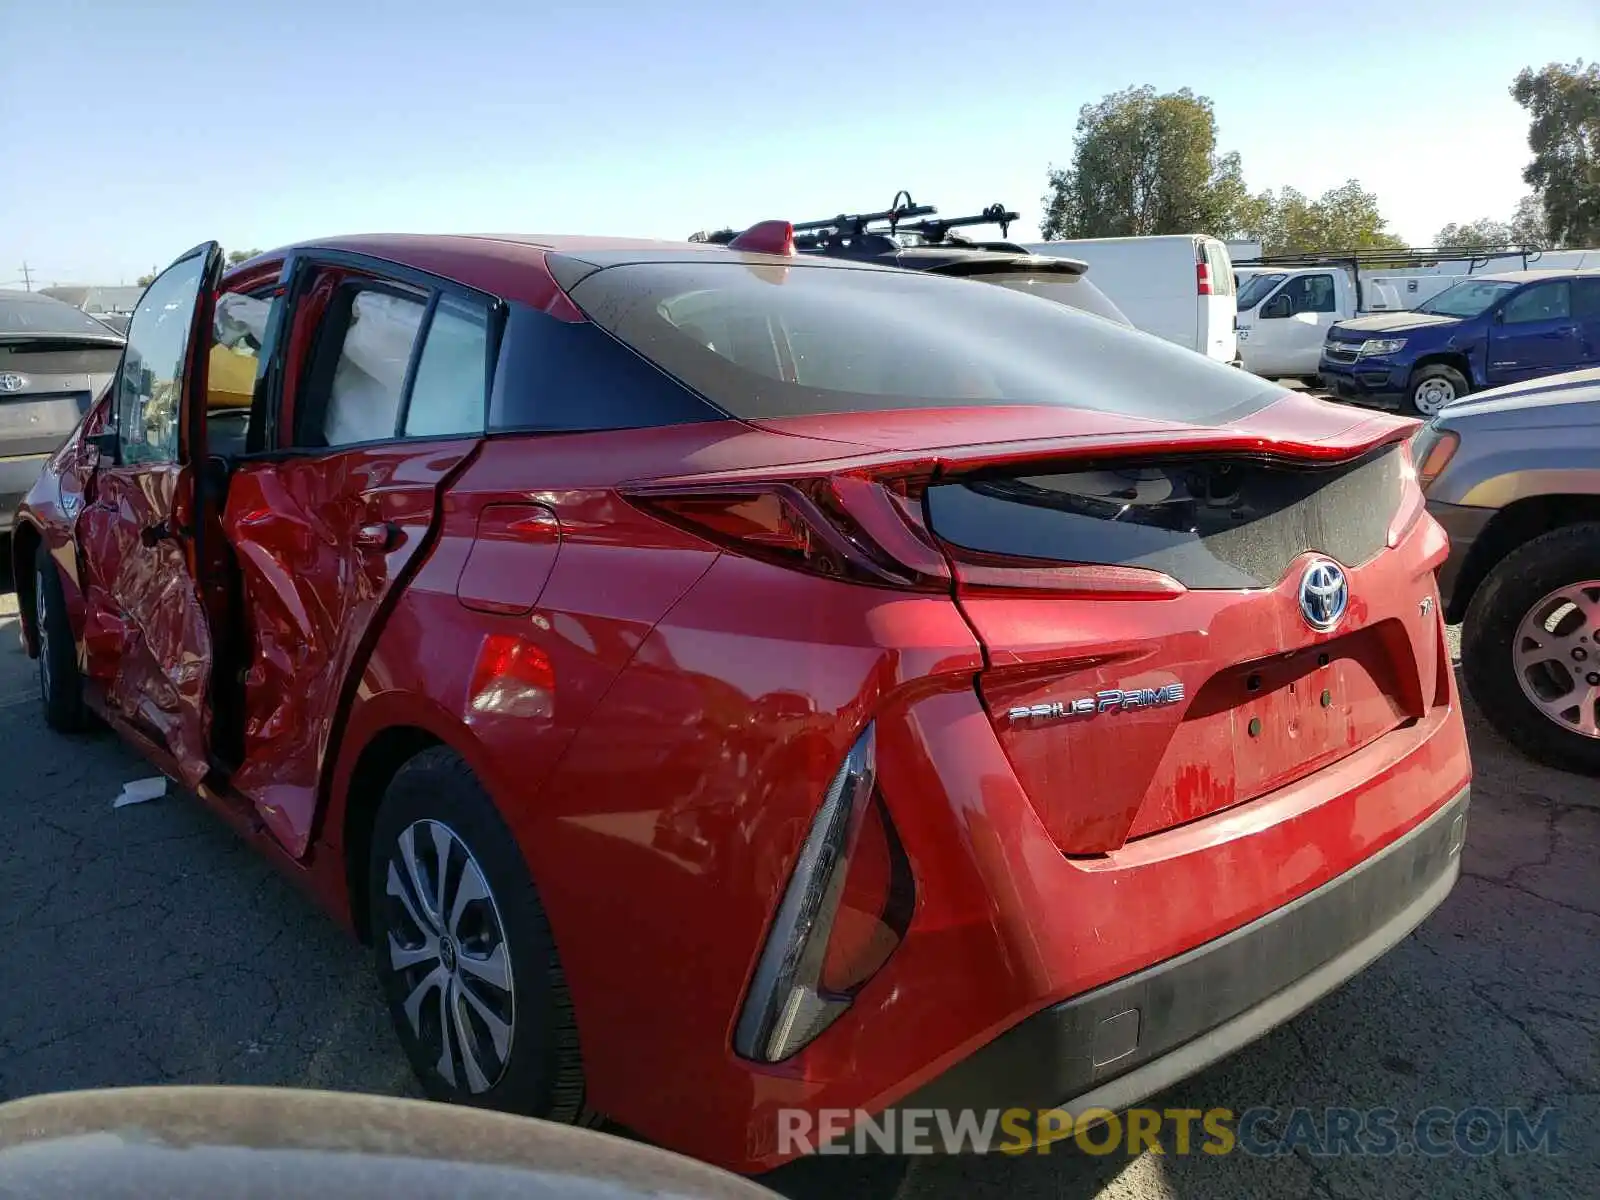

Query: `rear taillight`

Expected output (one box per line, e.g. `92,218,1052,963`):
733,726,913,1063
1196,262,1213,295
622,476,949,591
949,554,1186,600
626,473,1189,598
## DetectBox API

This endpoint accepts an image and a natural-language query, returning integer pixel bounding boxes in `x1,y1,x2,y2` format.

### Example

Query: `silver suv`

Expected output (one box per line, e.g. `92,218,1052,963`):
1420,366,1600,774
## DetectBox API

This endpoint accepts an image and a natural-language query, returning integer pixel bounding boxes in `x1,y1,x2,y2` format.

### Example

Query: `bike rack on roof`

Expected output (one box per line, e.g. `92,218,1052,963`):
698,192,1022,252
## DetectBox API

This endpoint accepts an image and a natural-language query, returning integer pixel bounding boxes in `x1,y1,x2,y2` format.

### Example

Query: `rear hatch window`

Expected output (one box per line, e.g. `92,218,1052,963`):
562,259,1284,423
956,271,1132,326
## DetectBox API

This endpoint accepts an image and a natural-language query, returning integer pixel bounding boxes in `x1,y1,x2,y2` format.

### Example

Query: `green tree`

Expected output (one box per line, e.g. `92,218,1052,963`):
1510,193,1551,246
1040,86,1248,239
1512,60,1600,247
135,267,158,287
1434,196,1551,252
226,247,264,266
1435,218,1513,252
1236,180,1406,255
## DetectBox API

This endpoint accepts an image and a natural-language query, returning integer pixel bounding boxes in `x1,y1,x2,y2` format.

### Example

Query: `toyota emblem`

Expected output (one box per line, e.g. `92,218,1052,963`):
1298,559,1349,632
0,372,26,393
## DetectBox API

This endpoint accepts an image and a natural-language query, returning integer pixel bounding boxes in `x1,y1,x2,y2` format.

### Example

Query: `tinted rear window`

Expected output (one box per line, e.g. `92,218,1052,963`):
488,301,725,432
565,260,1282,424
0,293,123,339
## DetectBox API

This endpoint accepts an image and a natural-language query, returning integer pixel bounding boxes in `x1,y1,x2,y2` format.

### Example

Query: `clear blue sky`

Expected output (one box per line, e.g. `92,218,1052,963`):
3,0,1595,286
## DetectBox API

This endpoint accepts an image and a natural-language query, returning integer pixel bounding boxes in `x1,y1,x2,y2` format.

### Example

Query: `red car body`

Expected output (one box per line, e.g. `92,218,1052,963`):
12,231,1471,1174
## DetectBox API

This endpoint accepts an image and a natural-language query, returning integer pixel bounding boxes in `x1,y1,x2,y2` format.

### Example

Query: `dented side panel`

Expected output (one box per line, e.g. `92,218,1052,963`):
74,463,213,786
222,440,475,858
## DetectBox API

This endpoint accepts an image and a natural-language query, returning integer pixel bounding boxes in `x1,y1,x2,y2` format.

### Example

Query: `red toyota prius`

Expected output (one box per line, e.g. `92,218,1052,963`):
12,228,1470,1173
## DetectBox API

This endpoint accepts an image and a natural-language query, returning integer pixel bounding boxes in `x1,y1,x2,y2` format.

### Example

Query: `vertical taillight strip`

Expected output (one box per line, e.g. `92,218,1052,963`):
733,725,879,1063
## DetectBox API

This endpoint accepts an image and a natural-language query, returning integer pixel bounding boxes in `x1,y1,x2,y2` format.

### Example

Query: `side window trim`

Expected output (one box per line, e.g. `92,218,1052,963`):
247,250,503,457
295,278,428,450
392,290,441,438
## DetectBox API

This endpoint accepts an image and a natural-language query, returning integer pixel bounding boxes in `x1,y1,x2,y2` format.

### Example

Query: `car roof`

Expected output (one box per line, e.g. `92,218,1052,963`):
238,233,903,309
1473,268,1600,284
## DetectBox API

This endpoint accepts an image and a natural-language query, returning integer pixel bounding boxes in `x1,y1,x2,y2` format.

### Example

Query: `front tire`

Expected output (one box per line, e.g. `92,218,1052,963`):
368,747,589,1120
34,546,88,733
1462,524,1600,775
1405,364,1468,417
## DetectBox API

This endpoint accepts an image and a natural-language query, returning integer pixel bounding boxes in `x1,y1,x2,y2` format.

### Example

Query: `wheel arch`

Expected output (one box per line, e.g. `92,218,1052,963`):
1447,494,1600,624
325,694,499,944
1409,352,1472,388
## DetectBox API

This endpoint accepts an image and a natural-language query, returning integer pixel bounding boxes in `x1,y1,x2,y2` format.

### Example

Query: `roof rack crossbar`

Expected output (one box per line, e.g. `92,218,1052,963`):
790,191,934,237
1238,244,1547,271
899,204,1021,242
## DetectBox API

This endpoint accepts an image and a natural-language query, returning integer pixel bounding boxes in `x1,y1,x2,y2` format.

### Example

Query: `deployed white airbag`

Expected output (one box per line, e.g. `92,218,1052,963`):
324,292,424,446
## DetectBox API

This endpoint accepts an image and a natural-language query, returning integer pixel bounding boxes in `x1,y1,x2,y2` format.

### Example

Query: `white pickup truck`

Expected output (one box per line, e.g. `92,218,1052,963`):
1234,265,1463,381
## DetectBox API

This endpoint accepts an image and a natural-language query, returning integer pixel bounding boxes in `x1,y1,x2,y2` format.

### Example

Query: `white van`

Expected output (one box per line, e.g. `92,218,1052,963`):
1023,235,1239,365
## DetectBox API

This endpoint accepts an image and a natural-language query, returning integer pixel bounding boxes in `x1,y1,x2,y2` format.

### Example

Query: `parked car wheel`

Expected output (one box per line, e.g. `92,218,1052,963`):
34,546,89,733
1462,523,1600,775
1405,364,1468,417
368,747,591,1120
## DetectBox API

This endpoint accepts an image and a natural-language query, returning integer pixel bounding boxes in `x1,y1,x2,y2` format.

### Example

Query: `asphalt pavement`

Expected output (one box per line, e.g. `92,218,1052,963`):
0,570,1593,1199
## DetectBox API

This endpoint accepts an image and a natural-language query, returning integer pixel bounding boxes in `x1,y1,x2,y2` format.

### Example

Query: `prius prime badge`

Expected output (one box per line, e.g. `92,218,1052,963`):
1299,558,1349,632
1006,683,1186,726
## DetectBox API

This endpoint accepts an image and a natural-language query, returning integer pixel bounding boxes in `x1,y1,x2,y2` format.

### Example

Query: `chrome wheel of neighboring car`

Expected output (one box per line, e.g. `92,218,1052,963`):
35,568,51,701
1512,580,1600,740
383,819,516,1094
1412,377,1457,415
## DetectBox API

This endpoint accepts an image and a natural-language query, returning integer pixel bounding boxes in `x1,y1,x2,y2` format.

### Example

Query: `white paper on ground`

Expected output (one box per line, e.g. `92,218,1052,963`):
113,776,168,808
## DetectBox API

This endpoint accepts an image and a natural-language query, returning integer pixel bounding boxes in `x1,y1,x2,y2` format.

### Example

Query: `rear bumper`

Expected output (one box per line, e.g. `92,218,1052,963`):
899,784,1468,1123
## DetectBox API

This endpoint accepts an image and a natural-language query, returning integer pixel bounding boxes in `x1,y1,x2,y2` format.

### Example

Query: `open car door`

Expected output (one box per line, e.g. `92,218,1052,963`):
74,242,224,788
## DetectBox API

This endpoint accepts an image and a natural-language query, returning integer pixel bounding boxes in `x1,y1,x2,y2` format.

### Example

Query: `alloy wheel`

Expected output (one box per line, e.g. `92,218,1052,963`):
1512,580,1600,740
383,819,516,1093
36,570,51,701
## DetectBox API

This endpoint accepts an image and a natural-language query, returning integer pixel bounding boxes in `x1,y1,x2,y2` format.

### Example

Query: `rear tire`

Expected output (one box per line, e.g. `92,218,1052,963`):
1404,364,1468,417
34,546,88,734
367,747,592,1122
1461,524,1600,775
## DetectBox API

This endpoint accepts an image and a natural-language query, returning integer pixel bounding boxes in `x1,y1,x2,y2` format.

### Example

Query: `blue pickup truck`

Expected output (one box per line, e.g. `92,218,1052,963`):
1319,269,1600,416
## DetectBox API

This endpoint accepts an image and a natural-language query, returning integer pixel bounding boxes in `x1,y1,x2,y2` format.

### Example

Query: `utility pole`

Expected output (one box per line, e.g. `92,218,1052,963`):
18,262,32,291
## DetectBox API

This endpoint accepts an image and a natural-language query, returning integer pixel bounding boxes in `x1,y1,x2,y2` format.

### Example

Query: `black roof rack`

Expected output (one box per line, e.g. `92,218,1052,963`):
1238,245,1547,272
701,192,1022,252
1236,244,1552,312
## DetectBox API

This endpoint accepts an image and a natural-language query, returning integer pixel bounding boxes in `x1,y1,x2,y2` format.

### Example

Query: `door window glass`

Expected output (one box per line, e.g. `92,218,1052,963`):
323,290,427,446
1571,278,1600,320
116,254,209,465
1203,242,1235,296
404,294,490,437
1502,281,1571,325
208,290,278,456
1286,274,1336,314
